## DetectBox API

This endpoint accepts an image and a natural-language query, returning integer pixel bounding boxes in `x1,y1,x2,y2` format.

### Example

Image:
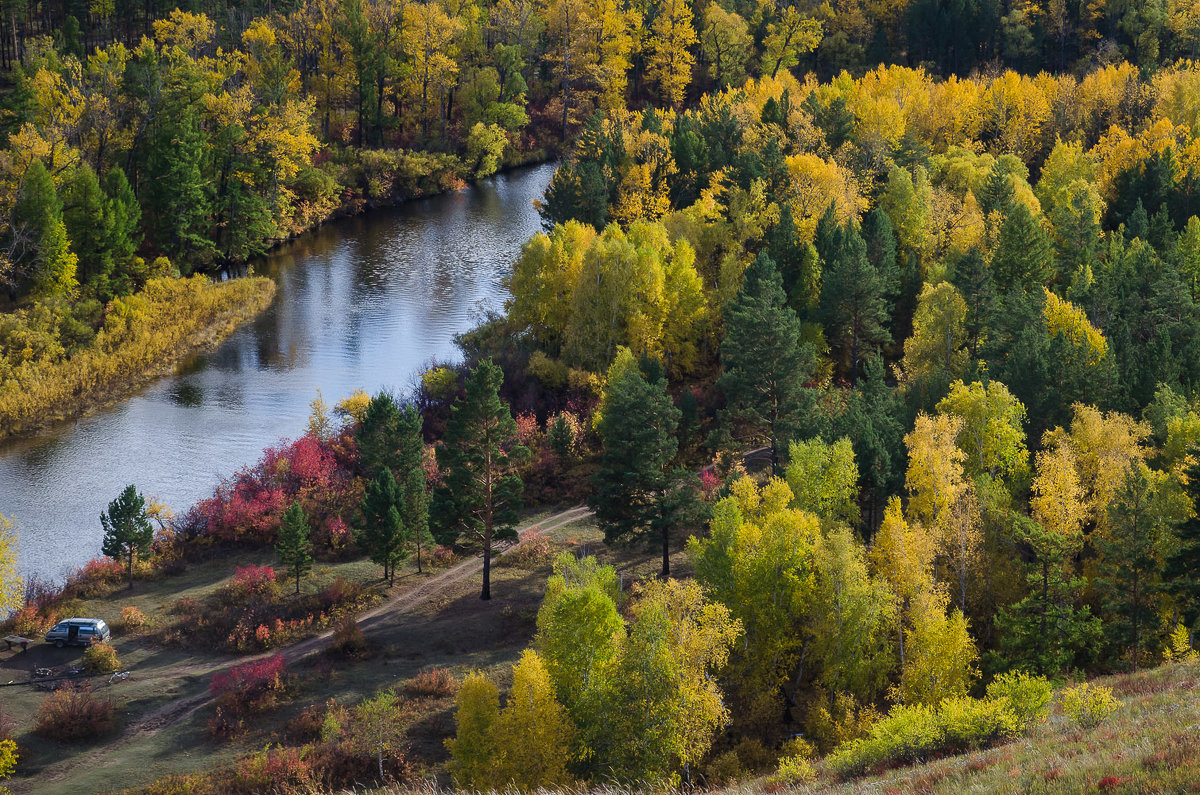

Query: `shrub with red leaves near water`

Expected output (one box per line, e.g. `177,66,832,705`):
180,432,359,549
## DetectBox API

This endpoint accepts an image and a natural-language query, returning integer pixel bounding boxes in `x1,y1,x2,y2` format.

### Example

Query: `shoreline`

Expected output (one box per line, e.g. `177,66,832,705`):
0,155,556,446
0,277,277,443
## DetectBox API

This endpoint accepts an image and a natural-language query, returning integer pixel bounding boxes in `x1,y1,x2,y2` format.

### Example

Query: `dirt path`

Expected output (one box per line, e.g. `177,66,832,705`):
27,505,593,790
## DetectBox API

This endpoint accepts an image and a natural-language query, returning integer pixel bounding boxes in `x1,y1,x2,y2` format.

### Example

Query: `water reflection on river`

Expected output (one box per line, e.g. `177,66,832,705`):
0,163,555,583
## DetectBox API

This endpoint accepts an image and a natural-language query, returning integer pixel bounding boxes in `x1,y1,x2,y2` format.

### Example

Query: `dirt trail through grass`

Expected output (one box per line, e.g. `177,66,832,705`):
30,505,592,788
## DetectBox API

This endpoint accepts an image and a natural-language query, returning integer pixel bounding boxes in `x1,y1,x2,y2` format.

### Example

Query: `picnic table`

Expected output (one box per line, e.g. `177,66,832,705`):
3,635,33,652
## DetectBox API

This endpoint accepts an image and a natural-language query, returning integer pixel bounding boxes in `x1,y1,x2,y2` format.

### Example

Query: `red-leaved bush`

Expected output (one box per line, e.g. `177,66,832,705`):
208,654,291,740
180,432,358,549
229,564,279,600
210,654,287,699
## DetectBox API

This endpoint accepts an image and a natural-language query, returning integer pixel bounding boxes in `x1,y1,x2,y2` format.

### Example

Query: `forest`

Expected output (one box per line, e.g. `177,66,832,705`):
3,0,1200,790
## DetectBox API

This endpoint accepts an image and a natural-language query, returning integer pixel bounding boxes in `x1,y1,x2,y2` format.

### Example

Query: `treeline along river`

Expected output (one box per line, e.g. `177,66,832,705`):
0,163,555,584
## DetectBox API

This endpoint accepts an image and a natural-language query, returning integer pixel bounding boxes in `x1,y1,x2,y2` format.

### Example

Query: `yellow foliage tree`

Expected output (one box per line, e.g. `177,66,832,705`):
493,650,574,790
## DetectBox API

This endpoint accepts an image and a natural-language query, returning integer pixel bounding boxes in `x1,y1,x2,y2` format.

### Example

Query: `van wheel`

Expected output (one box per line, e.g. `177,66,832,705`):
54,640,64,648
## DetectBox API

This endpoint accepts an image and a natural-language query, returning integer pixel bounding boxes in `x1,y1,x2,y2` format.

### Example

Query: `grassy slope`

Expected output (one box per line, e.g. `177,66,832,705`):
1,510,676,794
766,661,1200,795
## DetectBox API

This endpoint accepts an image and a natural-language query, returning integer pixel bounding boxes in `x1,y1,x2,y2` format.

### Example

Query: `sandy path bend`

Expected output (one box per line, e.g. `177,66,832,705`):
28,505,593,790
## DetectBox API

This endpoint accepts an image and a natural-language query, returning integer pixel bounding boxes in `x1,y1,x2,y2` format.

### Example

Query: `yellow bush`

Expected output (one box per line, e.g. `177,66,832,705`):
0,276,275,437
120,606,148,634
1060,682,1118,729
82,641,121,674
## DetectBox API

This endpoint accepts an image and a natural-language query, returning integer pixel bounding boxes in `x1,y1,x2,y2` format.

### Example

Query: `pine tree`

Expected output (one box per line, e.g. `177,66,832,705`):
992,203,1054,294
819,223,892,384
591,363,700,577
103,166,142,296
994,517,1101,675
717,252,815,473
13,160,78,299
357,467,409,584
62,163,113,299
1165,448,1200,632
1097,464,1181,669
100,484,154,590
144,109,213,272
277,501,314,595
431,359,528,600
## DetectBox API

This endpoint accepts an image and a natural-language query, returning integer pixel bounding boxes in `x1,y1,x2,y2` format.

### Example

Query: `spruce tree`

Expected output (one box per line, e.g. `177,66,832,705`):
357,467,409,584
277,501,315,595
100,484,154,590
357,392,404,477
591,363,700,577
144,109,213,271
63,163,113,299
992,203,1054,294
103,166,142,296
396,403,434,573
431,359,529,600
717,252,814,473
819,223,892,385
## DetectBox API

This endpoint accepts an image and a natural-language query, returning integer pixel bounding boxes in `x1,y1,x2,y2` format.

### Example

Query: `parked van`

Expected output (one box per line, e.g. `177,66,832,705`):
44,618,110,648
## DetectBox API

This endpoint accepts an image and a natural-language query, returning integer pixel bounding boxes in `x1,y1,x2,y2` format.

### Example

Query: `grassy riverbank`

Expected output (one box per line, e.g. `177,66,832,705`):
0,276,276,439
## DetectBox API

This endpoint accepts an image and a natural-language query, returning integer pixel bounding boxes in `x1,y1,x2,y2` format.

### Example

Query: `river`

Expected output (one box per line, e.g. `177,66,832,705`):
0,162,556,585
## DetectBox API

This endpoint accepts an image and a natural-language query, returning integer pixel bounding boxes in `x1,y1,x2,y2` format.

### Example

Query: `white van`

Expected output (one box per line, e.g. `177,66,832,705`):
44,618,111,648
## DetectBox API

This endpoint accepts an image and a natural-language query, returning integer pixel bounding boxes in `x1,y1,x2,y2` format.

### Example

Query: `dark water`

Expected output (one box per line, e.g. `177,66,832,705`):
0,163,555,584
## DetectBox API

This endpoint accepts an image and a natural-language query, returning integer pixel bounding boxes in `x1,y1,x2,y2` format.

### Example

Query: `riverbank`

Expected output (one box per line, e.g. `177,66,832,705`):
0,276,276,440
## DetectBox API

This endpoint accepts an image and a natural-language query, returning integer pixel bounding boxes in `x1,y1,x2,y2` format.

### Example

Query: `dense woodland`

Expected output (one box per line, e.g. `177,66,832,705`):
5,0,1200,790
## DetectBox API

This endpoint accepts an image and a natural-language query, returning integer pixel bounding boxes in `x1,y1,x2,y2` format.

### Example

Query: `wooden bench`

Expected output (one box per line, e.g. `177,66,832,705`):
3,635,33,652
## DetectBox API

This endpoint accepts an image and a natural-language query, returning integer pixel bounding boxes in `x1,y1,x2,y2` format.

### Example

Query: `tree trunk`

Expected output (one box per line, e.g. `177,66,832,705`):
127,550,134,590
661,521,670,579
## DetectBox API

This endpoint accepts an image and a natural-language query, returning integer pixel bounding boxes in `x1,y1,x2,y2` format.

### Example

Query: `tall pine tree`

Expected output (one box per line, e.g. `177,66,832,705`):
431,359,529,600
717,252,814,473
590,363,699,577
357,467,409,584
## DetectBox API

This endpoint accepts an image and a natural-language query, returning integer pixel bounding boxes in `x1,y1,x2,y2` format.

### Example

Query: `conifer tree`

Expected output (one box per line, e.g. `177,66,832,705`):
431,359,528,600
103,166,142,296
591,362,699,577
717,252,814,473
144,109,213,271
13,160,77,299
820,223,892,384
1165,448,1200,632
995,518,1101,675
62,163,113,299
357,467,409,584
277,501,314,594
1097,464,1182,669
100,484,154,590
992,203,1054,294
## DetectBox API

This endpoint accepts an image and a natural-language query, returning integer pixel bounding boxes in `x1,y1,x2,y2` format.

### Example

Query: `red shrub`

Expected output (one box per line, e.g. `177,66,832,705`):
231,746,314,794
229,565,279,601
404,667,459,698
211,654,287,699
180,432,358,548
35,685,117,742
700,468,721,500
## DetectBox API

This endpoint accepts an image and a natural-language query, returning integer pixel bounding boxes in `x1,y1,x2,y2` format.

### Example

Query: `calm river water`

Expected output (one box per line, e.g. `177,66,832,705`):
0,162,555,584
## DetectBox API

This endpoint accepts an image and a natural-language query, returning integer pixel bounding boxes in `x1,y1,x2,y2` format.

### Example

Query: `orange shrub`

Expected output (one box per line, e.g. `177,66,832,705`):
34,685,116,742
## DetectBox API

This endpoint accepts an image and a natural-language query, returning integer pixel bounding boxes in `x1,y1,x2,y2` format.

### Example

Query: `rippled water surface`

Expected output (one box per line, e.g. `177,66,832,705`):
0,163,555,583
